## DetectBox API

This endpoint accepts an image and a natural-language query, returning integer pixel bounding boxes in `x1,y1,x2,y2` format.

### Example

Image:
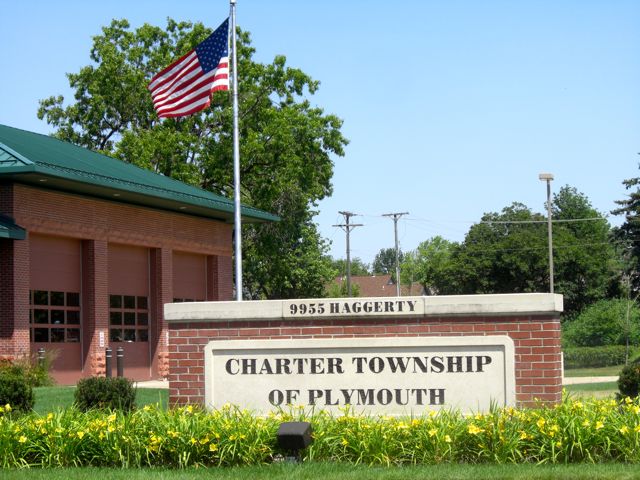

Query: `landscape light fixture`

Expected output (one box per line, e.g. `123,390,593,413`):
276,421,313,463
538,173,554,293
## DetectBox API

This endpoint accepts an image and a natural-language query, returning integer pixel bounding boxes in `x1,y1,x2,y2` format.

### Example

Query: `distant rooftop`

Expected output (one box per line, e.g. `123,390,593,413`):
333,274,425,297
0,124,278,224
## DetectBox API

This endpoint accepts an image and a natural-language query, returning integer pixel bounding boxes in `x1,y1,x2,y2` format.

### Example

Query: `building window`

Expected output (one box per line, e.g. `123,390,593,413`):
172,298,205,303
109,295,149,342
29,290,81,343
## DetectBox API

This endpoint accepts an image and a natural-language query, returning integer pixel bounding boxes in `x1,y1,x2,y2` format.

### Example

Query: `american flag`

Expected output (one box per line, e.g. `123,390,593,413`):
148,19,229,118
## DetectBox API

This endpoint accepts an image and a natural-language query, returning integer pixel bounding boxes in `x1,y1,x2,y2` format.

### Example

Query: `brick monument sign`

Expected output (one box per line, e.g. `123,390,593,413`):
165,293,562,413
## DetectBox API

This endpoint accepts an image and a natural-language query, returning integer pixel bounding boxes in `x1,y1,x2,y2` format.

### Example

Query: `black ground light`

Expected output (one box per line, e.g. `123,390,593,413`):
276,422,313,462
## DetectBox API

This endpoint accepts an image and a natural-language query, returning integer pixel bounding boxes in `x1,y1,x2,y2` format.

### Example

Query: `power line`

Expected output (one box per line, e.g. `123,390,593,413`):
406,216,610,225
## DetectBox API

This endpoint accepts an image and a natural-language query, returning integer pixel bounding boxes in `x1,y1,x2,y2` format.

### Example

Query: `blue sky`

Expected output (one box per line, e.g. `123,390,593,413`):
2,1,639,265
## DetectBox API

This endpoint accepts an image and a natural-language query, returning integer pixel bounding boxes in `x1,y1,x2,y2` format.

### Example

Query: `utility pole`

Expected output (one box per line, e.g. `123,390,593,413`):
333,211,363,297
383,212,409,296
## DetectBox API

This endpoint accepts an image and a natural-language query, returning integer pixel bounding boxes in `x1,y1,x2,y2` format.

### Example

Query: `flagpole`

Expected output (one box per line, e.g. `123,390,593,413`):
230,0,243,301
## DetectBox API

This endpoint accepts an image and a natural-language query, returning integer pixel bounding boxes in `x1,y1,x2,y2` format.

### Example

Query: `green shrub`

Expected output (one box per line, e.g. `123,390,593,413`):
618,363,640,398
74,377,136,412
0,372,34,413
563,345,635,369
0,353,55,387
562,298,640,347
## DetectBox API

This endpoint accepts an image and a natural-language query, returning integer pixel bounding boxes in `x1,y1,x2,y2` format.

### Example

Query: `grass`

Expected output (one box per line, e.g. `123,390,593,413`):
564,382,617,399
564,365,624,377
565,381,617,392
2,464,640,480
33,386,168,414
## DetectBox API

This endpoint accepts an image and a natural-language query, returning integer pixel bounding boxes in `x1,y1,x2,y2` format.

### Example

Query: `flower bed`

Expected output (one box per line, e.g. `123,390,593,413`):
1,395,640,468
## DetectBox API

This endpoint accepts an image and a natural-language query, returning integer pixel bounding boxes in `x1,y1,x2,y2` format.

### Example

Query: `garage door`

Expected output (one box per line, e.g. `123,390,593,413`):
30,234,82,385
108,243,151,381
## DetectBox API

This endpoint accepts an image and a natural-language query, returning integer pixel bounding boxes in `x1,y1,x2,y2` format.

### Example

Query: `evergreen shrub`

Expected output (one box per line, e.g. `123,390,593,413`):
74,377,136,412
0,372,34,413
618,363,640,398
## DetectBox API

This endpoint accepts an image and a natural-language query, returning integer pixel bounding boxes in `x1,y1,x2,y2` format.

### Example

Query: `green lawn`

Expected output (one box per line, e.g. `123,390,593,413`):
2,464,640,480
33,386,168,414
563,365,624,377
564,382,618,400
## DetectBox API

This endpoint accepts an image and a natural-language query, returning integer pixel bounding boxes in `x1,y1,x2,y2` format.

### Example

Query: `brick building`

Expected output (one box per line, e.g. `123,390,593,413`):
0,124,276,384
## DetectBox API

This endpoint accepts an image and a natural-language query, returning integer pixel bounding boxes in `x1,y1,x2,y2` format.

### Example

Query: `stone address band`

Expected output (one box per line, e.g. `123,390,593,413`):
284,298,423,317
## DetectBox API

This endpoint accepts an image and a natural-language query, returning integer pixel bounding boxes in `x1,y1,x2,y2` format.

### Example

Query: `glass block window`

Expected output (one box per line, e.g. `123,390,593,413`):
109,294,149,342
29,290,81,343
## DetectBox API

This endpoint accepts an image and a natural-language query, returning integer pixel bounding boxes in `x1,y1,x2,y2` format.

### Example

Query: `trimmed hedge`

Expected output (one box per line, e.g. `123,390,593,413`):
563,345,636,369
0,373,34,413
74,377,136,412
618,363,640,398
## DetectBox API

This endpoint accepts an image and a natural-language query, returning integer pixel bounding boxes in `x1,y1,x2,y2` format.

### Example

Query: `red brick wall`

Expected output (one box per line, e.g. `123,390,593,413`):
150,248,173,378
0,236,30,360
1,183,233,379
12,185,233,256
81,239,109,378
168,315,562,409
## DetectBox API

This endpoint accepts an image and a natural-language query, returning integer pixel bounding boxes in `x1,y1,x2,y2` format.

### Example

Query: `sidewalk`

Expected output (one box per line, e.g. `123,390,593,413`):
563,376,617,385
134,380,169,389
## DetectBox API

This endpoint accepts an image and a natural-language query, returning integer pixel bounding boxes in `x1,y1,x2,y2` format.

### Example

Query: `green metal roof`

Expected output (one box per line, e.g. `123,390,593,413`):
0,124,278,224
0,214,25,240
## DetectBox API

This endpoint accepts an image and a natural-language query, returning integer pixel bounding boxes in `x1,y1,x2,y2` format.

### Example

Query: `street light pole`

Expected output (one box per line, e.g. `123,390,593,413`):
539,173,554,293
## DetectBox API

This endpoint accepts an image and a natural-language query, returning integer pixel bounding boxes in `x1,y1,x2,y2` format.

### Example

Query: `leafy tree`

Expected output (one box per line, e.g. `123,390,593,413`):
400,236,457,295
329,257,370,277
372,247,403,278
37,18,348,299
562,299,640,348
325,280,361,298
452,202,549,295
443,187,618,316
551,186,621,313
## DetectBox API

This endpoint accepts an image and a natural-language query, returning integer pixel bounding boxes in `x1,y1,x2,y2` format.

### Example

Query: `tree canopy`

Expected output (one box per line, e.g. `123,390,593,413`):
38,18,348,299
400,236,457,295
329,257,371,277
372,248,403,277
400,187,620,316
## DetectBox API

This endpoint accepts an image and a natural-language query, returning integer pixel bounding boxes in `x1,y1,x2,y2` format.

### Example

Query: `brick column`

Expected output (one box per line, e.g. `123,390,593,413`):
0,236,30,360
207,255,233,301
150,247,172,379
81,240,109,377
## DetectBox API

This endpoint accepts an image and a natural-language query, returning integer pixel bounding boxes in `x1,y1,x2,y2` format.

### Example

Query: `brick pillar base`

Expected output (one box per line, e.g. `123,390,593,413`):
82,239,109,377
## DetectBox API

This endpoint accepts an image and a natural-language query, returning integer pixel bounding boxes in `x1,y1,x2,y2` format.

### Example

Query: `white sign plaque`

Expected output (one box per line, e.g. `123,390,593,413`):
205,336,515,415
283,297,424,318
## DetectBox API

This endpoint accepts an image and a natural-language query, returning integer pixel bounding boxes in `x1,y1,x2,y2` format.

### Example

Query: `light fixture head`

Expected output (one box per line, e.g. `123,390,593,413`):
276,421,313,457
538,173,554,181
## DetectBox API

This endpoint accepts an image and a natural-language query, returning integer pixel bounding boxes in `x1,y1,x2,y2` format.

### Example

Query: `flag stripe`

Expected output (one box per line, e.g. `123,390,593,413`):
148,18,229,118
154,62,228,111
148,51,197,92
156,78,217,115
152,59,228,106
153,65,206,104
